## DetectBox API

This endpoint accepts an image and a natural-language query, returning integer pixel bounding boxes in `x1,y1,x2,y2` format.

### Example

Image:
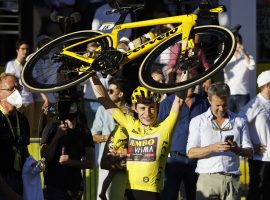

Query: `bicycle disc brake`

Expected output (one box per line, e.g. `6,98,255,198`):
176,51,200,72
92,50,123,73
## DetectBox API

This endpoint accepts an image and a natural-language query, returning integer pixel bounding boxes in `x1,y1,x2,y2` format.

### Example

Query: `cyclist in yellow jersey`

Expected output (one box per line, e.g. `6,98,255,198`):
90,74,186,200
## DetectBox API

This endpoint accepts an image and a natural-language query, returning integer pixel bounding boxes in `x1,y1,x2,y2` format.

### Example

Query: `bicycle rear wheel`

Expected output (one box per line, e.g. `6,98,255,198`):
21,30,111,92
139,25,236,93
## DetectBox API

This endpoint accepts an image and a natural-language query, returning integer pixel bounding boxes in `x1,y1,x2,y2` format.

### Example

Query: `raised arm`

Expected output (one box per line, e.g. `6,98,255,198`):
90,74,117,115
172,91,186,114
41,123,67,162
40,92,49,110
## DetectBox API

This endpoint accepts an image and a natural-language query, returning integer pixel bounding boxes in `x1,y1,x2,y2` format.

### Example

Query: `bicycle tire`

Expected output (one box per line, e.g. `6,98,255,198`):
21,30,111,92
138,25,236,93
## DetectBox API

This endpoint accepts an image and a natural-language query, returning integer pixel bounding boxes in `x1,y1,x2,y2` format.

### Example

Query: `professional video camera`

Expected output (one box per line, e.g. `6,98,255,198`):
45,87,82,123
46,100,78,122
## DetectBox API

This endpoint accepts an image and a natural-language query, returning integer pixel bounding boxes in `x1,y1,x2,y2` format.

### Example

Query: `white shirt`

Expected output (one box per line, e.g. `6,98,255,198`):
239,93,270,161
92,3,132,39
5,59,34,104
223,52,255,95
187,108,252,175
91,105,116,163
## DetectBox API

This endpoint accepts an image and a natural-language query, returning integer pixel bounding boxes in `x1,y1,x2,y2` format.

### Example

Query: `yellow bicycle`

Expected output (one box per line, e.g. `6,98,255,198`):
21,0,236,93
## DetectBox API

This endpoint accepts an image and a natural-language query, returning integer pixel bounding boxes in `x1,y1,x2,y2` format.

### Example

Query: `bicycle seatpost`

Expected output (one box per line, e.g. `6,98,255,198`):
230,24,242,35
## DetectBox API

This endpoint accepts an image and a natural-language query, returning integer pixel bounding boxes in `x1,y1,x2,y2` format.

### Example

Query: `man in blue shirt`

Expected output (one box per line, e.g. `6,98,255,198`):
158,88,209,200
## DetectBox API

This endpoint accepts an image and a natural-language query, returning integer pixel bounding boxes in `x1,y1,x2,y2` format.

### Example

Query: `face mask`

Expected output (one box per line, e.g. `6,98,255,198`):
6,89,23,109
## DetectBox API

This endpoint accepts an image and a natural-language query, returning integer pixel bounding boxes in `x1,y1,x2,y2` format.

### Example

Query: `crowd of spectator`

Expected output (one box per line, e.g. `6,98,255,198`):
0,1,269,200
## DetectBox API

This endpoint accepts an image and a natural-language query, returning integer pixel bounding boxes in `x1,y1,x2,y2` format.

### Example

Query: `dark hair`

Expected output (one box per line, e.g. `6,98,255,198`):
207,82,230,100
16,39,29,50
108,76,129,100
36,35,52,49
151,68,163,75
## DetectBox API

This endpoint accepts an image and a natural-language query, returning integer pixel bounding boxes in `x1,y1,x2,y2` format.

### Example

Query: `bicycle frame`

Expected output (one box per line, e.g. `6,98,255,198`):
61,5,225,70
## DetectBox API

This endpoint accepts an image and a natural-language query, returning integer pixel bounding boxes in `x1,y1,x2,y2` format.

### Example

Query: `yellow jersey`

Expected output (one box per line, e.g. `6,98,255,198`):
112,108,178,192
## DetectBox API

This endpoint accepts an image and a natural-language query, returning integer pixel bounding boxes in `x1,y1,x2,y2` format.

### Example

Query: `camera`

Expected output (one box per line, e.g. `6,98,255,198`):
46,100,78,121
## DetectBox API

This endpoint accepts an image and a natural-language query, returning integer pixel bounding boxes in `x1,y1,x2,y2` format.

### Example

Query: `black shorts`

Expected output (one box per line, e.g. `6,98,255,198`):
125,189,161,200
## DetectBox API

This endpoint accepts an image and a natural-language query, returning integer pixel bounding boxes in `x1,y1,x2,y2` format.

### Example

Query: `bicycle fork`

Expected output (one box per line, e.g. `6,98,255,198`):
180,15,197,54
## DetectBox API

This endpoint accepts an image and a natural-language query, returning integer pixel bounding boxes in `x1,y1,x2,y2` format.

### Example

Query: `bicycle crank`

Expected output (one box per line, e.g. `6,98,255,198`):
91,50,123,73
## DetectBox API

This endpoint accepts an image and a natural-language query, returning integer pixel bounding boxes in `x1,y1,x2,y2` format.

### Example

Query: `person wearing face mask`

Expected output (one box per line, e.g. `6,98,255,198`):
0,72,30,199
5,39,49,138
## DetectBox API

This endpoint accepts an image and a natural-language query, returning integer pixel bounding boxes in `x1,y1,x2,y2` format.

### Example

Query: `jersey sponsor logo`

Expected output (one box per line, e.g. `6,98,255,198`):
127,137,158,162
143,176,149,183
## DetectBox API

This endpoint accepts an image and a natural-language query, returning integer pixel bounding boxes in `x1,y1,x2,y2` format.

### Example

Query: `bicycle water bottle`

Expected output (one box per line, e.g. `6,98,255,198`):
128,32,155,50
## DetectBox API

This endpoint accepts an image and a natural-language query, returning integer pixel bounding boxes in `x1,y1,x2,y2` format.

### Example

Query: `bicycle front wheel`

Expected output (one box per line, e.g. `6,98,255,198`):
22,30,111,92
139,25,236,93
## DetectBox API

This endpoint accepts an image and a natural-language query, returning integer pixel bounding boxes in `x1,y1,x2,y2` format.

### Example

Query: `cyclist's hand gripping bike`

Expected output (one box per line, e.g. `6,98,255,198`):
21,0,237,93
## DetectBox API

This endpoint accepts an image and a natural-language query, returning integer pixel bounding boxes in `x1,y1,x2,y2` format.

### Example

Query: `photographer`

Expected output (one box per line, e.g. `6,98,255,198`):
40,99,95,200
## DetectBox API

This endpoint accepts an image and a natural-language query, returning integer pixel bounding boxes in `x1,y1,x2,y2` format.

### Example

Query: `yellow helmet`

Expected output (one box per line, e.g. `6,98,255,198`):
131,86,161,104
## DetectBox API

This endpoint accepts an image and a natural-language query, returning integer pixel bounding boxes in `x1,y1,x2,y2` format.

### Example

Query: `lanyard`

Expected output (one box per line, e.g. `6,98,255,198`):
15,59,23,71
0,105,20,138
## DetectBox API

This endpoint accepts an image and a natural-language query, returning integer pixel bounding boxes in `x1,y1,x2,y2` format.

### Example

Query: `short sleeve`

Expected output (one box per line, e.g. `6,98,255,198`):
186,116,201,153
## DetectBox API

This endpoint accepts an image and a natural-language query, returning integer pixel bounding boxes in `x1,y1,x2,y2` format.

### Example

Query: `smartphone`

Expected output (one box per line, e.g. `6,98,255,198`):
224,135,234,142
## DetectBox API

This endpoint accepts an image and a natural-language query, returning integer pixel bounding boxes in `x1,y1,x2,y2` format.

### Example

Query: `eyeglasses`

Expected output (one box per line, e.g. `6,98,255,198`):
211,120,233,131
0,85,23,92
108,89,116,95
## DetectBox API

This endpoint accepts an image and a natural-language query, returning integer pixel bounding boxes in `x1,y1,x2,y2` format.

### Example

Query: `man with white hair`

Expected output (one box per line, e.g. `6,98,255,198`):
239,70,270,200
0,73,30,199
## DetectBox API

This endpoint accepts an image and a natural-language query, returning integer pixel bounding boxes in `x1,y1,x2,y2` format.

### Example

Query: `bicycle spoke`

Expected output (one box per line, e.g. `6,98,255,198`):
139,25,236,93
22,31,110,92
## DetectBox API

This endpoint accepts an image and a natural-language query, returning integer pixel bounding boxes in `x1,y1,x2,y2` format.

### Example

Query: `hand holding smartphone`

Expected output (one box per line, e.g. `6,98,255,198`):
225,135,234,142
225,135,234,146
